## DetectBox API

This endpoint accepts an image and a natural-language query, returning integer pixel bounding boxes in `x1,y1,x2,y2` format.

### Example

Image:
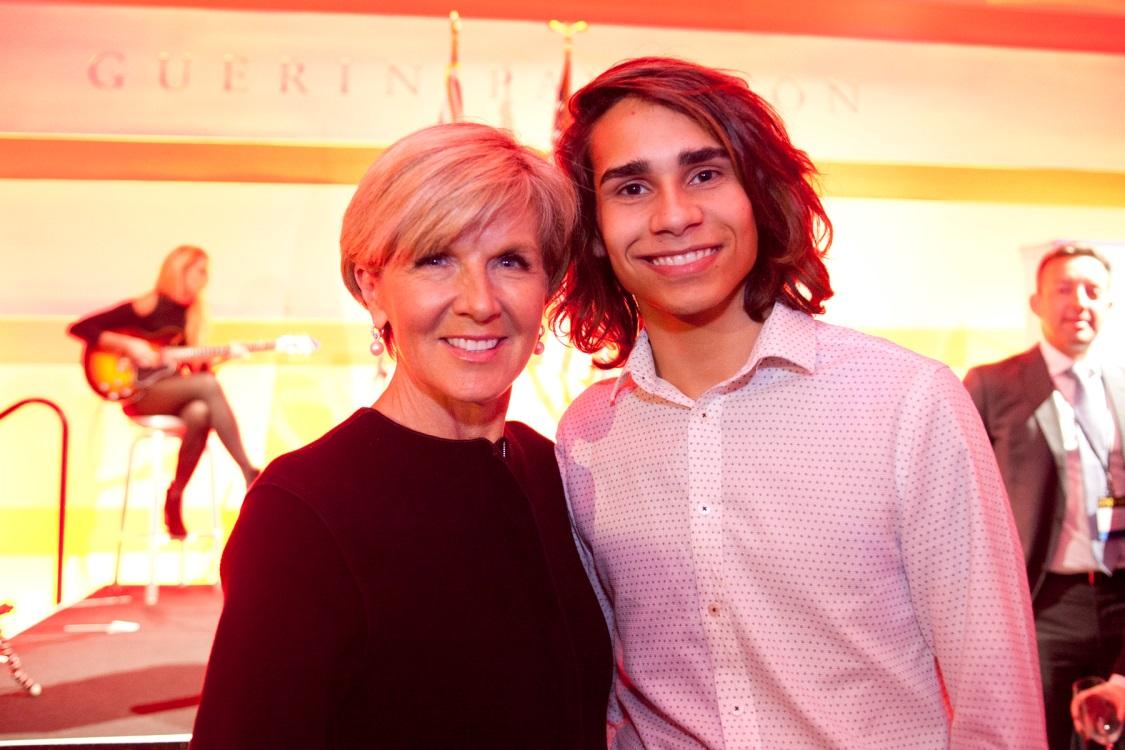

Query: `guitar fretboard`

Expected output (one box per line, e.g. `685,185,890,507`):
163,341,276,362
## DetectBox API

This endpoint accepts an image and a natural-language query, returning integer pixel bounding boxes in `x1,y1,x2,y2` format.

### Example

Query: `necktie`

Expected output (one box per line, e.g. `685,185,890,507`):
1071,367,1109,463
1071,367,1114,569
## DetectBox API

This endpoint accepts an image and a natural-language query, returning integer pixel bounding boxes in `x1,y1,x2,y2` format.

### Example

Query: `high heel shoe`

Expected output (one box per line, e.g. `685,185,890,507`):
164,488,188,540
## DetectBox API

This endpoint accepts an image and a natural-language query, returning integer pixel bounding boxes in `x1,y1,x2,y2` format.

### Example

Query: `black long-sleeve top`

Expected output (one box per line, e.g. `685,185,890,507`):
191,408,612,749
68,294,187,346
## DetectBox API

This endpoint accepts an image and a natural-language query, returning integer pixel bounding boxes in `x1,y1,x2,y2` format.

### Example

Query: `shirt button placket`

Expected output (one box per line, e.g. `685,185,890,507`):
691,396,761,746
689,396,741,724
687,396,723,596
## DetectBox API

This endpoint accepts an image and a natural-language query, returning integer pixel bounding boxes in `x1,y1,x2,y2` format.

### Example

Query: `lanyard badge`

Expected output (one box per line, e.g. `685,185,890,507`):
1096,495,1125,541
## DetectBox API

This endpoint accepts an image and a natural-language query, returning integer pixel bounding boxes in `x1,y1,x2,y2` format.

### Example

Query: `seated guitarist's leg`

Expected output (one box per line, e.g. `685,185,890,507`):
197,374,259,487
125,372,258,538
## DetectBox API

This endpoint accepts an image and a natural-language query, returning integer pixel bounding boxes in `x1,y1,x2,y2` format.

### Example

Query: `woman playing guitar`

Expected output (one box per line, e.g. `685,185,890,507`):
69,245,260,539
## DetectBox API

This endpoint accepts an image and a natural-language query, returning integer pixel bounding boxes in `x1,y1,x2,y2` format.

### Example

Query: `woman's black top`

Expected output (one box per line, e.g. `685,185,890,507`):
68,294,187,345
191,408,612,749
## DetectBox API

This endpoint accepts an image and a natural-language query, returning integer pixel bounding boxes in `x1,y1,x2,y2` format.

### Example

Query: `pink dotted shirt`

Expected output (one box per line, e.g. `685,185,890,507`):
556,302,1046,749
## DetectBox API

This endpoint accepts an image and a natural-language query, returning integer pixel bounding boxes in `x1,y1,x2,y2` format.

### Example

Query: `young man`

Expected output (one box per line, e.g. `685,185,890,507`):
552,57,1046,748
965,244,1124,750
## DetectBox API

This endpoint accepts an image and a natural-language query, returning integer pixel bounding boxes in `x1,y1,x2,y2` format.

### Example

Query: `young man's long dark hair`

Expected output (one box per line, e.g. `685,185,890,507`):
551,57,834,368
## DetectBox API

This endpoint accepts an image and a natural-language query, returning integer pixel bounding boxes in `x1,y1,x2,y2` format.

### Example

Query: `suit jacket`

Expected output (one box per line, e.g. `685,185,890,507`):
964,346,1125,600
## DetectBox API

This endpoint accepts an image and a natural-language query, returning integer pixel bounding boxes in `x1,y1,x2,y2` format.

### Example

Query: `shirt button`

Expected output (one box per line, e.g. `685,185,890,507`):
707,603,720,616
732,705,744,716
700,504,711,514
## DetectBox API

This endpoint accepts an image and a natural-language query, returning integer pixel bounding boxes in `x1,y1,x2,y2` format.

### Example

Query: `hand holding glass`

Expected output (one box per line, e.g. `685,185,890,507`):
1073,676,1124,747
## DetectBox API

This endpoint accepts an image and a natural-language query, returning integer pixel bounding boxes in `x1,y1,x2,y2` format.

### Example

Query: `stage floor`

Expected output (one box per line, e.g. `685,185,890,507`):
0,585,221,745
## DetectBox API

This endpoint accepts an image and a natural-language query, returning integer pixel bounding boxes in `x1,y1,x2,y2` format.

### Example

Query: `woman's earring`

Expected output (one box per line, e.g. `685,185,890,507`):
369,325,385,357
534,325,545,356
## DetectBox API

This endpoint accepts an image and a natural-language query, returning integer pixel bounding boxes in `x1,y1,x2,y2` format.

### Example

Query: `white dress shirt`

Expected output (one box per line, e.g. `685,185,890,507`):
1040,340,1125,573
557,302,1045,749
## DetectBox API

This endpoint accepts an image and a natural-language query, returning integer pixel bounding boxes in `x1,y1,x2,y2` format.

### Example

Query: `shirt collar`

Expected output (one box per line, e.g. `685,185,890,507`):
1039,339,1102,380
609,301,818,404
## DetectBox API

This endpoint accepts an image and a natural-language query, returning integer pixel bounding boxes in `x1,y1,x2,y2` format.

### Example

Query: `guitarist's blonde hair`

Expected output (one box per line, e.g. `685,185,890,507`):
155,244,208,345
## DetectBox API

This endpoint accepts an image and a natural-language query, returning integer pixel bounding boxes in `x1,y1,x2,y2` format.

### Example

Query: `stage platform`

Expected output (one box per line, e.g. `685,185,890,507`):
0,585,223,748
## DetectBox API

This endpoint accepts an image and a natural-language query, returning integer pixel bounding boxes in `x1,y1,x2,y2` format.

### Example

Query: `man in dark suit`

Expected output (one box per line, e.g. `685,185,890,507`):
965,243,1124,749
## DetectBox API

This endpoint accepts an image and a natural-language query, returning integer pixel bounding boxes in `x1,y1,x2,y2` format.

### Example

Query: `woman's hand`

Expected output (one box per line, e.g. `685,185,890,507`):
124,337,162,368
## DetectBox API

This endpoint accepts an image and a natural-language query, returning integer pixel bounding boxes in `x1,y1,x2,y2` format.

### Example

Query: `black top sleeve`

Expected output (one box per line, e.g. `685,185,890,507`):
190,484,365,750
67,301,139,345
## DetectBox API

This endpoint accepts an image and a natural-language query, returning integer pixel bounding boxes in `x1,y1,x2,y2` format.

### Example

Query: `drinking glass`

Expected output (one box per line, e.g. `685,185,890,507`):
1074,676,1125,748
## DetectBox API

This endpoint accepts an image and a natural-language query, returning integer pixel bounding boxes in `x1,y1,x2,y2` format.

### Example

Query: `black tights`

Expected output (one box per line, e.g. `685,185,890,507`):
124,372,258,496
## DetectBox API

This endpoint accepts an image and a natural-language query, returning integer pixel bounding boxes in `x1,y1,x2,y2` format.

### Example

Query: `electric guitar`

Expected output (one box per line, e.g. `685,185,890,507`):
82,329,318,402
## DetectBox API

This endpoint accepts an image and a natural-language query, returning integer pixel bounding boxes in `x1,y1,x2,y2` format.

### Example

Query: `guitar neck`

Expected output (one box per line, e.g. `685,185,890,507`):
164,341,275,362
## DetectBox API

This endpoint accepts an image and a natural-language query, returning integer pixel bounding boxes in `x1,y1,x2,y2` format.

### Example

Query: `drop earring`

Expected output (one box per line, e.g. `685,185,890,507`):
369,325,385,357
533,325,545,356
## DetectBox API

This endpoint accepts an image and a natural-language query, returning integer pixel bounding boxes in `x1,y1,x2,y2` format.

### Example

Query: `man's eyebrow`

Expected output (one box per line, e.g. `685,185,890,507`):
598,147,731,187
599,160,648,187
680,147,729,167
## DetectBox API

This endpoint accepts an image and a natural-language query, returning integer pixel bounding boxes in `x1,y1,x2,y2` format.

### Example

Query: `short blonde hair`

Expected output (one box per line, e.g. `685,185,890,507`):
340,123,576,308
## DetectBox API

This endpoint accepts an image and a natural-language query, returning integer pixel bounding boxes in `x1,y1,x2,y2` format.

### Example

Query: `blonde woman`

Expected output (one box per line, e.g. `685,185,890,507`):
69,245,259,539
191,124,610,748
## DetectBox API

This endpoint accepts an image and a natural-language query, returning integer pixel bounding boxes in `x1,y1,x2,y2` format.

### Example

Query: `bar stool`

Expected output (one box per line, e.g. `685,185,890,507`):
112,414,221,606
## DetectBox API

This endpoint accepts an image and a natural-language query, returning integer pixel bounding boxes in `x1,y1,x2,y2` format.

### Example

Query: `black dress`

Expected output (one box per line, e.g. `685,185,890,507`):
191,409,611,749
